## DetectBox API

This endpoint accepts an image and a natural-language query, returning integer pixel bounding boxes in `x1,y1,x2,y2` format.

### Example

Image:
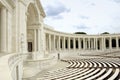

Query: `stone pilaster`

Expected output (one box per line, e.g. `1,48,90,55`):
116,37,119,49
73,38,76,50
83,38,86,50
0,7,7,53
34,29,37,51
49,34,51,52
68,37,70,50
109,37,112,49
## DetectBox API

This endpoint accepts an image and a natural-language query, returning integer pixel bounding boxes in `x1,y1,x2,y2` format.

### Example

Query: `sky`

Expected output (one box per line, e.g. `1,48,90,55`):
41,0,120,34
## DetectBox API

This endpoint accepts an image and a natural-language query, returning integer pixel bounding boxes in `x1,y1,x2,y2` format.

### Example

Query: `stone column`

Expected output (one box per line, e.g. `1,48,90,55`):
53,35,56,51
100,38,102,50
63,37,65,50
88,38,90,50
109,37,112,49
0,7,7,53
91,39,93,50
94,38,96,50
58,36,60,51
45,34,48,51
38,29,41,51
18,1,27,53
7,11,12,52
40,23,45,53
73,38,76,50
34,29,37,51
95,38,98,50
102,37,105,50
68,37,70,50
116,37,119,49
83,38,86,50
49,34,51,52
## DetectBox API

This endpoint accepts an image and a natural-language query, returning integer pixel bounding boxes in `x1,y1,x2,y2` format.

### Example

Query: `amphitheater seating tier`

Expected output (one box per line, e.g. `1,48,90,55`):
37,57,120,80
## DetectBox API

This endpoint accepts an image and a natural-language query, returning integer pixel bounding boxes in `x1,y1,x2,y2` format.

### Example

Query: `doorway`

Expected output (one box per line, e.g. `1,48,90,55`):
28,42,32,52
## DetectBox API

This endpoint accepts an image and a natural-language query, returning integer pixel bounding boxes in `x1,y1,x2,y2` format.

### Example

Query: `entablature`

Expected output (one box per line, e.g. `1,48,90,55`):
44,27,120,39
27,24,42,29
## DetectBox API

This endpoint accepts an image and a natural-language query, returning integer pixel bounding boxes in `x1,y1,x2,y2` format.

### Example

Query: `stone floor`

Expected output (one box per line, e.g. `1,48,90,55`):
23,60,68,80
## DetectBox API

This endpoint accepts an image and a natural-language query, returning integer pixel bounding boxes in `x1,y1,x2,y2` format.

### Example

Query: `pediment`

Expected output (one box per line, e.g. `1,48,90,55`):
26,0,46,18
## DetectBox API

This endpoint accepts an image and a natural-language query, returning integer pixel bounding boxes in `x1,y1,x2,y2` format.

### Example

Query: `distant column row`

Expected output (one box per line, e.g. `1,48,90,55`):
45,34,120,52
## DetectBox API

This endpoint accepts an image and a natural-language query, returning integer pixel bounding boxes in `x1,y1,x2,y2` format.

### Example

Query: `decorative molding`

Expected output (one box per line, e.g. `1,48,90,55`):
36,0,46,18
18,0,27,6
7,0,16,8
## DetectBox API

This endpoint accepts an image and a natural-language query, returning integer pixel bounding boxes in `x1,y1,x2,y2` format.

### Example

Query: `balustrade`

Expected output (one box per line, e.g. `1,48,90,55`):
0,53,27,80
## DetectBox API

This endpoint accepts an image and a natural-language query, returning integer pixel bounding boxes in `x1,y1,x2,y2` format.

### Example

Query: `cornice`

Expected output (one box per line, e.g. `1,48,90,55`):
18,0,27,6
44,25,120,38
7,0,16,8
0,0,15,13
36,0,46,18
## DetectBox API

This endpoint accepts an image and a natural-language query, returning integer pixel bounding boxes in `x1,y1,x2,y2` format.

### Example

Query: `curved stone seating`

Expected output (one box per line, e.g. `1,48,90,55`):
108,68,120,80
75,68,101,80
96,68,113,80
37,58,120,80
66,68,97,80
86,68,107,80
56,68,90,80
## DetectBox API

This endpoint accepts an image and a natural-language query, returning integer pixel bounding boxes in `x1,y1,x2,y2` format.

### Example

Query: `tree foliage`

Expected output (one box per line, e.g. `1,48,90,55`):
102,32,109,34
74,32,87,34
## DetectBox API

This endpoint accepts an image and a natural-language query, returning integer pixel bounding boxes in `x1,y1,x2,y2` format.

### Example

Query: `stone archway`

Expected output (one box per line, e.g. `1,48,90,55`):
27,3,39,52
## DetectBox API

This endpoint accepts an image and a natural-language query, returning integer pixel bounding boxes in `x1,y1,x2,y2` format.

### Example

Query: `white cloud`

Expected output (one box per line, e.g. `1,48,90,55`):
41,0,120,34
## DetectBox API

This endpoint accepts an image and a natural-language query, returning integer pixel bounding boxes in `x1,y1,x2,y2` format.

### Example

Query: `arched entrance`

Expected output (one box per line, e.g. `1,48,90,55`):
27,3,39,52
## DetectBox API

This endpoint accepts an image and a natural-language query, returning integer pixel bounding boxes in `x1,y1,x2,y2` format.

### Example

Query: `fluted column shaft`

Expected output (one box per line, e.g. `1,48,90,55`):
109,37,112,49
102,37,105,50
53,35,56,51
68,37,70,50
49,34,51,52
73,38,76,50
88,38,90,49
95,38,98,50
34,29,37,51
83,38,86,50
58,36,60,51
0,7,7,52
38,29,40,51
116,37,119,49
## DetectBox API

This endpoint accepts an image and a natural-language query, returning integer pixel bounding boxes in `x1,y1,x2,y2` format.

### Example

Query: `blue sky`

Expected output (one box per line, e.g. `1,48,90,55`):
41,0,120,34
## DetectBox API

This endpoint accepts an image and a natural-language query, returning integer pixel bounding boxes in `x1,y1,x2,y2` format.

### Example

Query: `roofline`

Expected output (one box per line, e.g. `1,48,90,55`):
36,0,46,18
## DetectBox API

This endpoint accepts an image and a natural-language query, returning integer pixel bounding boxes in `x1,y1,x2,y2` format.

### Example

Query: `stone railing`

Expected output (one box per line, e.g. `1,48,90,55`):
0,53,27,80
23,56,57,79
25,56,57,70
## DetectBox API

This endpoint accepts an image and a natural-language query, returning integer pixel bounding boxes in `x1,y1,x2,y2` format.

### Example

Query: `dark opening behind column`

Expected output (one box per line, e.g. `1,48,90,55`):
76,40,78,49
70,40,73,49
106,39,109,49
112,39,116,47
60,39,62,49
119,39,120,47
65,39,68,49
81,40,83,49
